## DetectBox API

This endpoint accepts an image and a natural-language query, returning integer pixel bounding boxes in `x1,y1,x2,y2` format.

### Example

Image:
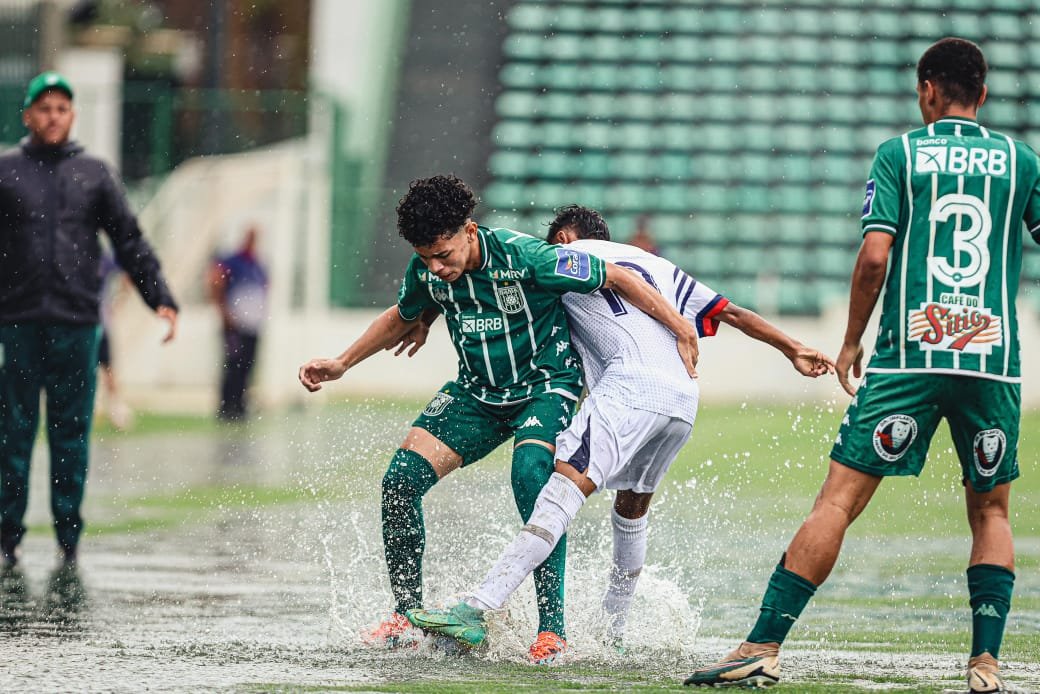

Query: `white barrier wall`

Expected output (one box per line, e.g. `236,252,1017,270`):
117,300,1040,413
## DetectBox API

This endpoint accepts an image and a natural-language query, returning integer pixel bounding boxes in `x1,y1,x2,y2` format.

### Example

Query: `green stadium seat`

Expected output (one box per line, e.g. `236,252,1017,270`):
813,246,853,278
496,91,537,119
775,246,806,275
540,122,571,148
485,182,525,210
507,4,551,31
489,151,527,178
484,0,1036,317
987,71,1024,99
777,280,817,315
491,121,527,149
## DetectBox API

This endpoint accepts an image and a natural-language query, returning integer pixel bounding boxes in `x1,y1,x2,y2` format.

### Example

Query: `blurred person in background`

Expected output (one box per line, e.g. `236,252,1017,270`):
0,72,178,568
627,214,660,255
209,226,268,422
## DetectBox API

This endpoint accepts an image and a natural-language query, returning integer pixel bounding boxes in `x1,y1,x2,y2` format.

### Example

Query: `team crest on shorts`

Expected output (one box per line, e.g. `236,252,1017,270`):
872,414,918,462
973,429,1006,478
495,283,527,314
423,392,454,417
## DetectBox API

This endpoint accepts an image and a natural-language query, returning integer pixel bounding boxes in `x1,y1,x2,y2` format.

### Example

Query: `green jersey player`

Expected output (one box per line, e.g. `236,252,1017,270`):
299,175,698,664
686,38,1038,692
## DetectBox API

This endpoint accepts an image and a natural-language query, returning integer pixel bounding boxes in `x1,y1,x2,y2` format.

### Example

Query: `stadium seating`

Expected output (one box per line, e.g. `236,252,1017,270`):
484,0,1040,314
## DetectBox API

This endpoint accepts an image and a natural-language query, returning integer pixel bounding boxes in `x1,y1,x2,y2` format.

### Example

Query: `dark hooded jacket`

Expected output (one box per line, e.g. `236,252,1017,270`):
0,138,177,324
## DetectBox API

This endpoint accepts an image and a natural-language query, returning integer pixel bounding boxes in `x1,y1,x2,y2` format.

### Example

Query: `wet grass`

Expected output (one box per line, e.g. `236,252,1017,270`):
65,400,1040,691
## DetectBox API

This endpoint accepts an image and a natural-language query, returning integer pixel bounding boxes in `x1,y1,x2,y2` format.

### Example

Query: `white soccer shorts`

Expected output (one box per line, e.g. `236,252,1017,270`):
554,391,694,494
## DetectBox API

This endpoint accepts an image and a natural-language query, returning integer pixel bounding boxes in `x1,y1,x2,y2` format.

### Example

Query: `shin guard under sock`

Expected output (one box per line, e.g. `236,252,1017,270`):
381,448,438,615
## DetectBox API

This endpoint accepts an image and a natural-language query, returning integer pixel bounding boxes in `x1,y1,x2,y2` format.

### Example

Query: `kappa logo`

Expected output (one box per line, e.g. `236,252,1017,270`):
432,286,450,303
520,416,543,428
974,603,1002,618
872,414,918,462
973,428,1006,478
495,283,527,314
423,392,454,417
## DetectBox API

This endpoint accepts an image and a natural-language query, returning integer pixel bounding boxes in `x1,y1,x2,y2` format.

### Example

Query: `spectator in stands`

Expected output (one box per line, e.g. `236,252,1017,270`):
209,226,268,421
628,214,660,255
0,72,178,567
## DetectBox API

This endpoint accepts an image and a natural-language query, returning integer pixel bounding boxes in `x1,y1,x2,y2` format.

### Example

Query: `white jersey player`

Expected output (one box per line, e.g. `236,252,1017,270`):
407,206,834,657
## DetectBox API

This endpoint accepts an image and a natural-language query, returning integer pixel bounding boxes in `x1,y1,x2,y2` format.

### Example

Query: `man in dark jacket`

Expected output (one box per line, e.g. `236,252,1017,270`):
0,71,179,567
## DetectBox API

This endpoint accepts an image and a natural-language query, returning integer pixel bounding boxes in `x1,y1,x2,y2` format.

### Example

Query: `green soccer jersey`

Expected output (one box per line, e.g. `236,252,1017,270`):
861,117,1040,382
397,225,607,404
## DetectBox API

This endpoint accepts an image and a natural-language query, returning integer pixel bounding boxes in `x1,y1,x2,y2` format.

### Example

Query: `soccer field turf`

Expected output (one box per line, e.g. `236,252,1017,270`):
296,397,1039,692
11,399,1037,692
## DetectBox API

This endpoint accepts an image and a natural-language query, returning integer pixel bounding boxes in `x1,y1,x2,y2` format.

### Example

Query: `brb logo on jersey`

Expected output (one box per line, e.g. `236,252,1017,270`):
460,313,504,334
908,294,1003,354
873,414,918,462
555,248,591,281
973,428,1006,478
915,142,1008,176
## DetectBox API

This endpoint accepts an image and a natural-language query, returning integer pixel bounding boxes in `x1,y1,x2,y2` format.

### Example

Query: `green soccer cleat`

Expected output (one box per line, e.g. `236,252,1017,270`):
683,642,780,688
405,602,488,648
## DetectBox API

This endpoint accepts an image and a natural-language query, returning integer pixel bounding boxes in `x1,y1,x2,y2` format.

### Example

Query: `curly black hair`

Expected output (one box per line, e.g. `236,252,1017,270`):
917,37,987,107
546,204,611,243
396,174,478,247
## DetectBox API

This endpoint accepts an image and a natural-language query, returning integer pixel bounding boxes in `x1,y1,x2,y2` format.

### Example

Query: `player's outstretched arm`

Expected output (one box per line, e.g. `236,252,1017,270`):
836,232,893,396
298,305,420,392
603,262,700,377
716,303,834,378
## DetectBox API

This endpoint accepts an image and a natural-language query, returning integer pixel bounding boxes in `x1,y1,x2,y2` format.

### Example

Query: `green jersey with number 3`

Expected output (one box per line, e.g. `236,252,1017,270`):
397,225,606,405
861,117,1040,382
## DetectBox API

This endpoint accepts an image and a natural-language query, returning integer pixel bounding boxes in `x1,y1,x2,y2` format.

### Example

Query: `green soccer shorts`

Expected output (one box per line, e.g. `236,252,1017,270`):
830,371,1020,493
413,381,576,464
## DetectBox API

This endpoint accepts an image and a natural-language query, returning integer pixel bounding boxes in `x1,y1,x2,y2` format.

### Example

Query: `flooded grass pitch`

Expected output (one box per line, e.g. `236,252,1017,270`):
2,400,1037,692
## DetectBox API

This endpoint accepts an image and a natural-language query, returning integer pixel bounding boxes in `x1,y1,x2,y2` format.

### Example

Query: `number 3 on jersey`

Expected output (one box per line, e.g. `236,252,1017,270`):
927,193,992,289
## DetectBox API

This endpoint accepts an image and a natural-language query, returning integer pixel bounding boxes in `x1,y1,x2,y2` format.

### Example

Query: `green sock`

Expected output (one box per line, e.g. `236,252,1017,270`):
747,557,817,645
511,443,566,638
967,563,1014,659
381,448,438,615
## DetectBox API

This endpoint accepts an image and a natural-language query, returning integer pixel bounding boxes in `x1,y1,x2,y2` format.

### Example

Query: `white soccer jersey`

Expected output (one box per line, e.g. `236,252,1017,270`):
563,240,729,423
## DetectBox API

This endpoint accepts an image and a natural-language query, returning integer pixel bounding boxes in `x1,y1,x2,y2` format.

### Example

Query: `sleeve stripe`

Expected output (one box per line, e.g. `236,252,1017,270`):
673,273,690,304
593,257,607,290
397,305,422,321
695,295,728,337
678,277,698,315
1028,220,1040,233
863,223,898,235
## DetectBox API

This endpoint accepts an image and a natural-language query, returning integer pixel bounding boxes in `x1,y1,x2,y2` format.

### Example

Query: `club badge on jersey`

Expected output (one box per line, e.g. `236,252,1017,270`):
495,283,527,314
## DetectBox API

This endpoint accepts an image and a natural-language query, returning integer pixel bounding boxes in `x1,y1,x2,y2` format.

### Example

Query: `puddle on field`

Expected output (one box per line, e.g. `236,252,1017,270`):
3,403,1038,692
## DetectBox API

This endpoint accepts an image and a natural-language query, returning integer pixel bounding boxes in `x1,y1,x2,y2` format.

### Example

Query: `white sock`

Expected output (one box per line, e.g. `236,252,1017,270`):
468,473,586,610
602,508,648,640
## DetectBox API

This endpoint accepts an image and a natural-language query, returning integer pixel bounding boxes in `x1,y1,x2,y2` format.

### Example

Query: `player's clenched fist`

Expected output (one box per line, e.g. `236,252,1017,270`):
298,358,347,392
